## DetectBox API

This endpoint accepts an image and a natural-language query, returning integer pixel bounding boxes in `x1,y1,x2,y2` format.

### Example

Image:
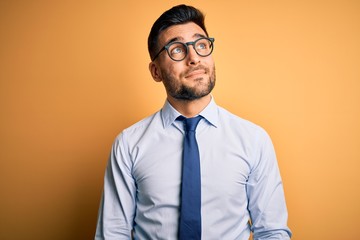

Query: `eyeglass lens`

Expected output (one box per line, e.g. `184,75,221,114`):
167,38,213,61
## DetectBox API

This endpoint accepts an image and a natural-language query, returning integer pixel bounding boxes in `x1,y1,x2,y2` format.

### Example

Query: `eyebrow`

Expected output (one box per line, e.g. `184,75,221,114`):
164,33,208,46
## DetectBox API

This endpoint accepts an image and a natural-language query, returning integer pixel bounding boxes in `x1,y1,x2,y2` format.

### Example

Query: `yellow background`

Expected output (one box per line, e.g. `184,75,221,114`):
1,1,359,239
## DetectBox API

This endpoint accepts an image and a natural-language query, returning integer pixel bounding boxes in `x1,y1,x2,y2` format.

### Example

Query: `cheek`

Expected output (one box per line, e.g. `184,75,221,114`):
163,63,183,78
206,57,215,69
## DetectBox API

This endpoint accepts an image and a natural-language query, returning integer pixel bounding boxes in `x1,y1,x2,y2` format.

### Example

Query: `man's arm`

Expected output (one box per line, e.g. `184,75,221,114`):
95,132,136,239
246,129,292,239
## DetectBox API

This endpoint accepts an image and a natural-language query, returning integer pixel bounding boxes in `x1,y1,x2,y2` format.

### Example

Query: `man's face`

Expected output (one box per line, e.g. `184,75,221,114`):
151,22,216,101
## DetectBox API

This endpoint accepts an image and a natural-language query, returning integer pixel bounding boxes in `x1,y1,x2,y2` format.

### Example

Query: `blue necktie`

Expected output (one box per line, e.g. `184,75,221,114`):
178,116,202,240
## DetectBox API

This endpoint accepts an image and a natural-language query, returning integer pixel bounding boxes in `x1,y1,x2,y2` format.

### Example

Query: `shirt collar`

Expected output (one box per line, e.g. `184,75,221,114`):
199,97,219,128
161,101,182,129
161,96,219,129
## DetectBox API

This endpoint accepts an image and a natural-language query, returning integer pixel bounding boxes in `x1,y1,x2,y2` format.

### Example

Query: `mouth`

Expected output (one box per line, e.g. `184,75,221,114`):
185,68,207,79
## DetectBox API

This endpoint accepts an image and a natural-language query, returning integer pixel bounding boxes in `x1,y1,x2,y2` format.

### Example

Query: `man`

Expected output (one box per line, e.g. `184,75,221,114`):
95,4,292,240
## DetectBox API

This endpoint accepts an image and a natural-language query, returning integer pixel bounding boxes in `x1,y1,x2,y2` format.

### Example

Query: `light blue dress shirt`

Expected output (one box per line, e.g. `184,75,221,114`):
95,98,292,239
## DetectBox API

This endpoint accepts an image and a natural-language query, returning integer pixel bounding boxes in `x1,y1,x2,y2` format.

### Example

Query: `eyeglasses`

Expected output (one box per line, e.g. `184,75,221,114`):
152,37,215,62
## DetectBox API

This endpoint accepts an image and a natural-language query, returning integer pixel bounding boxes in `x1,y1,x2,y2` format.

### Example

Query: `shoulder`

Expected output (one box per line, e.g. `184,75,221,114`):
114,110,162,144
218,106,267,134
216,106,277,167
215,105,274,151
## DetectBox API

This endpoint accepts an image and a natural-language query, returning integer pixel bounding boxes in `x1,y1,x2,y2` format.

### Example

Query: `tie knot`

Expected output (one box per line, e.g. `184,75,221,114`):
178,115,202,132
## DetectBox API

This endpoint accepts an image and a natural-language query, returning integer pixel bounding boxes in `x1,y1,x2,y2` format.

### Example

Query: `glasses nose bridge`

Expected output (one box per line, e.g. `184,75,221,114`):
185,41,197,54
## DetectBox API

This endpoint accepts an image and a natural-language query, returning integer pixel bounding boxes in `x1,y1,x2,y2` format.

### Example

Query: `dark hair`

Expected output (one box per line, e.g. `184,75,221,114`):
148,4,208,61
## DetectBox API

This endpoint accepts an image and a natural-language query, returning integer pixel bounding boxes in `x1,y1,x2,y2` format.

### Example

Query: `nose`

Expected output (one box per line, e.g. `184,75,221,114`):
185,45,200,65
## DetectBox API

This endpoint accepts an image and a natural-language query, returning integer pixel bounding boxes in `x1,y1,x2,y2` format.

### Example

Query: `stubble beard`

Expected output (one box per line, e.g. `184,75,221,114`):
161,66,216,101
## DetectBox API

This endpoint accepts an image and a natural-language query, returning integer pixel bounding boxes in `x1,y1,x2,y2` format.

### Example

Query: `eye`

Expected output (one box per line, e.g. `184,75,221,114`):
196,40,211,51
172,47,184,54
169,43,186,57
197,43,207,49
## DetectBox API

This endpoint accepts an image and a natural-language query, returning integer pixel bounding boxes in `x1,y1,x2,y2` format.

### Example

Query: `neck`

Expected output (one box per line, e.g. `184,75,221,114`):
167,94,212,118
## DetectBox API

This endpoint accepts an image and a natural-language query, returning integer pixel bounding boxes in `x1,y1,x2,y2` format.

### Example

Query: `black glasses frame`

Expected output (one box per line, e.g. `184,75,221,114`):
151,37,215,62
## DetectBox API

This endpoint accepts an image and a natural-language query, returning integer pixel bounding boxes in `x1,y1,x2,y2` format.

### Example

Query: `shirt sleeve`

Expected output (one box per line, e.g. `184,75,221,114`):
246,128,292,239
95,132,136,239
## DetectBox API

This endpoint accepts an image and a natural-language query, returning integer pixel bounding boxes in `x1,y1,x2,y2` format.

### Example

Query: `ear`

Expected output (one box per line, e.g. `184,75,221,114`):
149,62,162,82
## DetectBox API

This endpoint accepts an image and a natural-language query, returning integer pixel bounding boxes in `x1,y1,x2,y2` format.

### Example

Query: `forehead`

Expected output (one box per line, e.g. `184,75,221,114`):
158,22,207,45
